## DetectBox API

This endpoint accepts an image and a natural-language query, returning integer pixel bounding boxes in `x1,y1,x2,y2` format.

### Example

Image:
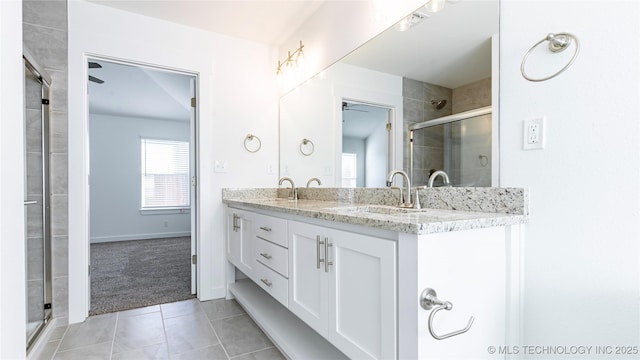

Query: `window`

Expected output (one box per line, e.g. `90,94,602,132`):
141,138,190,209
341,153,357,187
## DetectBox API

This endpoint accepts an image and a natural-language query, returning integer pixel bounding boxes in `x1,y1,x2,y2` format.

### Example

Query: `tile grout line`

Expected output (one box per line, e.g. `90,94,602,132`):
228,345,277,359
160,302,173,359
109,312,119,360
48,325,70,360
200,301,232,360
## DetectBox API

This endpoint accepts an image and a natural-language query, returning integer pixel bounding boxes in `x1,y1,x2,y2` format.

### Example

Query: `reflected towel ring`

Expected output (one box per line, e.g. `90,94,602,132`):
478,154,489,167
244,134,261,153
521,32,580,82
300,138,314,156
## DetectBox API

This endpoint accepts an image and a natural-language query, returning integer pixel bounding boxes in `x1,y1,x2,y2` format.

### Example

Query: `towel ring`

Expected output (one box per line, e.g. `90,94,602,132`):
244,134,261,153
521,32,580,82
300,138,314,156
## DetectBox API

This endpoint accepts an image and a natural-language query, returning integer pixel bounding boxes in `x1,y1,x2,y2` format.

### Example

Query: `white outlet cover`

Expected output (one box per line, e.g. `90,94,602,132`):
523,117,545,150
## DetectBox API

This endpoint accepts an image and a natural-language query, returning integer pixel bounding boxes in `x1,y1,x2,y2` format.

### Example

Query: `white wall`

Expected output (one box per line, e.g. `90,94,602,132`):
69,0,279,323
0,1,27,357
365,120,388,187
342,137,366,187
500,0,640,353
89,114,191,243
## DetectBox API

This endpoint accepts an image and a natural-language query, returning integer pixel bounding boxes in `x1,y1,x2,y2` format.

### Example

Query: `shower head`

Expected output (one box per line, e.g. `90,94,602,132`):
431,99,447,110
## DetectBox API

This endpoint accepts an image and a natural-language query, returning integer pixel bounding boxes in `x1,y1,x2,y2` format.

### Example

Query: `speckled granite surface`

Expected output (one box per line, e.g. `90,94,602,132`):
222,187,528,235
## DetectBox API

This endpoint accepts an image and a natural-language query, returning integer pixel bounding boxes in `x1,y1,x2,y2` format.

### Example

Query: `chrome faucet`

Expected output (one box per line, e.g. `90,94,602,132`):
278,177,297,200
386,170,412,207
306,177,321,188
428,170,451,187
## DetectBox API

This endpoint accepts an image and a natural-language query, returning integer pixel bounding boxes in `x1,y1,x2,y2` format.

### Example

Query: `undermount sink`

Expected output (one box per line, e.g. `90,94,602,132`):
328,204,431,215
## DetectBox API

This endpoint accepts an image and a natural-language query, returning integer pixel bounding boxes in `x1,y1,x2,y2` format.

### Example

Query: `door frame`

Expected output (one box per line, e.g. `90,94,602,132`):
82,54,199,314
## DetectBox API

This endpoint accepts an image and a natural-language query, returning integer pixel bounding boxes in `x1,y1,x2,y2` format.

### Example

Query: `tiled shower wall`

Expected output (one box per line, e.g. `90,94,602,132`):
402,78,452,186
23,0,69,324
402,77,491,186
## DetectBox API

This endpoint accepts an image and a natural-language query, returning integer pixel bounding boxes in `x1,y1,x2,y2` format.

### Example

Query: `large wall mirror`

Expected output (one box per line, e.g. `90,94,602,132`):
279,0,499,188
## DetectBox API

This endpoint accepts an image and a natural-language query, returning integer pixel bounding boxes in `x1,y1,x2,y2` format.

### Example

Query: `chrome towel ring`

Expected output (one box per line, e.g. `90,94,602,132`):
244,134,261,153
420,288,475,340
521,32,580,82
300,138,314,156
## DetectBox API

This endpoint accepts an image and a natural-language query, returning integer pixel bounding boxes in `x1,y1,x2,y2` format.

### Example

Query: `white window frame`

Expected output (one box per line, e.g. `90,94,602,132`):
140,138,190,211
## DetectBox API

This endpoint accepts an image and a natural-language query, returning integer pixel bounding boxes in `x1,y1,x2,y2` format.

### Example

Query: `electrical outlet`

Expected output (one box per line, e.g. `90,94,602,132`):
163,220,169,228
282,164,289,175
523,117,545,150
267,163,276,175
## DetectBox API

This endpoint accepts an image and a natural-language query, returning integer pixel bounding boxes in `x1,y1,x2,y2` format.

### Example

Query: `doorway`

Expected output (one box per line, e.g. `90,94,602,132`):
341,101,393,187
86,58,198,314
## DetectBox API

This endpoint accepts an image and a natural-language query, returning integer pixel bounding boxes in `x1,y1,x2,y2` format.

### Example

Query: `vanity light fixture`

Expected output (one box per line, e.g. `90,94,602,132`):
276,40,305,76
424,0,446,13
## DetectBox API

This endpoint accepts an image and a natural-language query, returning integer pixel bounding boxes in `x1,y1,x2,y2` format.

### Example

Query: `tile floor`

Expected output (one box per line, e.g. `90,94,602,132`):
35,298,285,360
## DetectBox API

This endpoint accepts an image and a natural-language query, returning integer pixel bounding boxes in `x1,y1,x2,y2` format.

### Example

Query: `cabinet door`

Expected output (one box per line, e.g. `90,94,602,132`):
328,229,397,360
226,209,256,280
288,221,328,336
226,210,241,265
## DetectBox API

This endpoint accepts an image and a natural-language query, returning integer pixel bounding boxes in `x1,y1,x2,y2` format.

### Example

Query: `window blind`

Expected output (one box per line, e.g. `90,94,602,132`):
141,138,190,208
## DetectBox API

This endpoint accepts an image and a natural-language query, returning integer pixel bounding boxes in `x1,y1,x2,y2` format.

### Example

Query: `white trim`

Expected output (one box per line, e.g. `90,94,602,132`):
90,232,191,243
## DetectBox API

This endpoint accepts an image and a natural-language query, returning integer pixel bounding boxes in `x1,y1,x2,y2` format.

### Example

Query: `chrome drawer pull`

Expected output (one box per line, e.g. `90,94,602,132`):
260,278,272,287
324,237,333,273
316,235,325,269
259,252,272,260
259,226,272,232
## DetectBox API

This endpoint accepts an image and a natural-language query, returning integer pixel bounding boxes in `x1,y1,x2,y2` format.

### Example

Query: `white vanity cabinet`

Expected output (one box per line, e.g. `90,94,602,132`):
288,220,397,360
226,208,256,280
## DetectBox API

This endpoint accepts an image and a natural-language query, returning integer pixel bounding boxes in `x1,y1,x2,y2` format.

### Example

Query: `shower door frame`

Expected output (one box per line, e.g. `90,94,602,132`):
23,49,53,350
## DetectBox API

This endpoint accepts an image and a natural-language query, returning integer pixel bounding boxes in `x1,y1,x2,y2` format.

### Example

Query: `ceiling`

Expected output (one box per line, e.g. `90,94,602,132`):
88,60,194,121
342,102,389,139
86,0,327,47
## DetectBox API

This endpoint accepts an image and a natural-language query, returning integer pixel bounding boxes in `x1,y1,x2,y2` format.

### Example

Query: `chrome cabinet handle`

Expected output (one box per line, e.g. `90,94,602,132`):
260,278,272,287
324,237,333,272
420,288,475,340
259,252,272,260
259,226,272,232
232,213,240,232
316,235,324,269
23,200,38,205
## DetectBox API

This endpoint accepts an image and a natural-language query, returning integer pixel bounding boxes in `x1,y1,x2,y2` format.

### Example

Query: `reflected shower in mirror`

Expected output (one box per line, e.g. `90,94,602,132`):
279,0,499,187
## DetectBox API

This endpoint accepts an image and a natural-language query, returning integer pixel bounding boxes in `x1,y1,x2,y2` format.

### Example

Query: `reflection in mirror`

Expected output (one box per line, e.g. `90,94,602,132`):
279,0,499,188
341,101,392,187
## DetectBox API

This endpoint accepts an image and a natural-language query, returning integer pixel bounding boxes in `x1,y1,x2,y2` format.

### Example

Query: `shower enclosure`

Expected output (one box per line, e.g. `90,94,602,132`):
24,49,52,349
409,106,493,187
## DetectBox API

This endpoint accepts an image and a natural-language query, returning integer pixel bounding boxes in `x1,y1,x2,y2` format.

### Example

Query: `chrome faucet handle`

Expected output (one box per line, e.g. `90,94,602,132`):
278,177,297,200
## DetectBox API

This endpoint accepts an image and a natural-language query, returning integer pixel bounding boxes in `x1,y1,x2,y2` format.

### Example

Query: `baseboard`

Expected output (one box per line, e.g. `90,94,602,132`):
90,232,191,243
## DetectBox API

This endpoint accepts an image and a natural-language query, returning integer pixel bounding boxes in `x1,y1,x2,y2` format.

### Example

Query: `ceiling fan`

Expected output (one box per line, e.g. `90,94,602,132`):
88,61,104,84
342,102,369,112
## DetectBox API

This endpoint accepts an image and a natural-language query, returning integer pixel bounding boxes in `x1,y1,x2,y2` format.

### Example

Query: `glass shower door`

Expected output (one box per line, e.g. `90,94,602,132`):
24,55,52,348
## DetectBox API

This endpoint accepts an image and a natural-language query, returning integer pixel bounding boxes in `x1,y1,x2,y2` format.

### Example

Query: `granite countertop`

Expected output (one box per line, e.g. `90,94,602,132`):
223,188,529,235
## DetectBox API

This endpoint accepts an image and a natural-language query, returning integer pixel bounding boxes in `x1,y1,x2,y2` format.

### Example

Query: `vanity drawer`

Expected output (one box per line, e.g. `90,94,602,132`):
255,237,288,278
255,262,288,307
254,213,288,248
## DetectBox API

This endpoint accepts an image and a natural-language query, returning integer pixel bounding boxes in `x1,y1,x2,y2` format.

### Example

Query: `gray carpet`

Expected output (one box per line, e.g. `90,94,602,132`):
90,237,195,316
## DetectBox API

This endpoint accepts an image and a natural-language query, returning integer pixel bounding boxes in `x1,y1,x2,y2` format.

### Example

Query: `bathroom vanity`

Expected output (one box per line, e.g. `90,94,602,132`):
223,188,527,359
